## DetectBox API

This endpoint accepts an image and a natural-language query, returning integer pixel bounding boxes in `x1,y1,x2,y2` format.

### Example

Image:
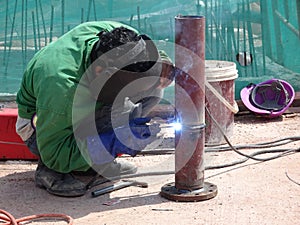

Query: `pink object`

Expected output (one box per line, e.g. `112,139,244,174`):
240,79,295,118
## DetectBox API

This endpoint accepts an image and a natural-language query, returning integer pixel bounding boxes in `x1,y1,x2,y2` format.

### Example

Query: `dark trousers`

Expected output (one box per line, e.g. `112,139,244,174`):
24,132,40,156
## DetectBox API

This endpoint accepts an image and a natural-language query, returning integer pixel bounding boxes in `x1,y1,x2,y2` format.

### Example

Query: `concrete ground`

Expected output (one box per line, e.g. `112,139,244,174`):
0,112,299,225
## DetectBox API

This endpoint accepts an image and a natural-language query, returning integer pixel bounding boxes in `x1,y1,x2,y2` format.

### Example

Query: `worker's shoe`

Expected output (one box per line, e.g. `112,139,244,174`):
73,160,137,178
94,159,137,178
35,162,87,197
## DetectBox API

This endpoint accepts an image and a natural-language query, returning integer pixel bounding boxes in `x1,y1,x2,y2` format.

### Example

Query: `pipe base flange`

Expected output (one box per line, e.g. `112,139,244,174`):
160,182,217,202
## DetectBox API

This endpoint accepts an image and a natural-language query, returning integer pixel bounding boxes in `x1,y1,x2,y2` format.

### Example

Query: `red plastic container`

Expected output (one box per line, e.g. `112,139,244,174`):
0,108,38,160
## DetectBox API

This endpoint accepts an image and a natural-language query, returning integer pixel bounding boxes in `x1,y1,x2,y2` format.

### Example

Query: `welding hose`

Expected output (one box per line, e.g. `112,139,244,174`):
141,135,300,155
88,110,300,188
87,144,300,189
205,106,300,161
0,209,73,225
89,114,298,185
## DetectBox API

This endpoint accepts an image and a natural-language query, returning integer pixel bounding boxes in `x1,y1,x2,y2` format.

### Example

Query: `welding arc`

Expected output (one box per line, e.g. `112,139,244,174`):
0,209,74,225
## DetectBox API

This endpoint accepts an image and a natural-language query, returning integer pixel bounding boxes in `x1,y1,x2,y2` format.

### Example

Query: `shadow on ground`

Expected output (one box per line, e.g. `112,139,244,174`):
0,169,170,220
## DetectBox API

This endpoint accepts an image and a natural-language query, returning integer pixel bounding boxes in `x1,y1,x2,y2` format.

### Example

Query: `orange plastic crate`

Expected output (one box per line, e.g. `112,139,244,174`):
0,108,38,160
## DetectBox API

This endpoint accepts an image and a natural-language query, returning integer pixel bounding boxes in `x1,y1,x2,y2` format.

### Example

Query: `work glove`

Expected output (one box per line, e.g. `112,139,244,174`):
95,97,142,133
87,117,161,165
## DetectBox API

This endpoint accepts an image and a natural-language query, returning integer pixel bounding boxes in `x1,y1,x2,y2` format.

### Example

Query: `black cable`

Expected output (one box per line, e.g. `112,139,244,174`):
285,171,300,186
206,137,300,152
205,106,300,162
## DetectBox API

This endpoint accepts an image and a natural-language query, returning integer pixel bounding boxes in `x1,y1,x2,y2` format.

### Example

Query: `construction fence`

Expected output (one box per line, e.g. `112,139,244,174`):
0,0,299,100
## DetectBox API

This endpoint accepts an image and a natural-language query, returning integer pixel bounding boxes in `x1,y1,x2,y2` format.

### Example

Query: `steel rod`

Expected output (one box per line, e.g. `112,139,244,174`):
61,0,65,35
38,0,47,46
297,0,300,38
86,0,92,22
3,0,9,66
5,0,18,75
25,0,28,62
31,11,38,52
50,5,54,43
137,6,141,30
81,8,84,23
21,0,24,65
274,10,299,37
92,0,97,20
35,0,41,49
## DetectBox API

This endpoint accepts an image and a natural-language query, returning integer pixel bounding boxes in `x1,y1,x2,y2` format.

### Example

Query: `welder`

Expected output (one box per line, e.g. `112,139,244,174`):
15,21,175,197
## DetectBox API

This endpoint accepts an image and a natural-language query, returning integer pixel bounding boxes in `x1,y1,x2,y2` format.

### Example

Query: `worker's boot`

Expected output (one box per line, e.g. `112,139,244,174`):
73,159,137,177
93,159,137,179
35,161,87,197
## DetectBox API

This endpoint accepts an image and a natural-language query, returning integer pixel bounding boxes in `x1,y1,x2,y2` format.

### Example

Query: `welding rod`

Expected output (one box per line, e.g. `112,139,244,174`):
91,180,148,197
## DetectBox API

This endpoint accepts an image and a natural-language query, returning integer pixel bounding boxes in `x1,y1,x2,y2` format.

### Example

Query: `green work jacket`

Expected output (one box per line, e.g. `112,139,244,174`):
16,21,167,173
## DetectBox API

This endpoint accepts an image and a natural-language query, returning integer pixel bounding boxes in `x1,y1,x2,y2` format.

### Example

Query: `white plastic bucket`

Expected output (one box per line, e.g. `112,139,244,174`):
205,60,239,146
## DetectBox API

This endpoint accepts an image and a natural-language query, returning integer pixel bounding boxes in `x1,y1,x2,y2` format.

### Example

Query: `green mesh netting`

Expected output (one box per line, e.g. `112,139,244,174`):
0,0,299,100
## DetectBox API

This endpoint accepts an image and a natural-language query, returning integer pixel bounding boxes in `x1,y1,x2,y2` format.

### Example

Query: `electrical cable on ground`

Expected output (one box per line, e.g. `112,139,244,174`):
205,107,300,162
285,171,300,186
0,209,73,225
88,108,300,189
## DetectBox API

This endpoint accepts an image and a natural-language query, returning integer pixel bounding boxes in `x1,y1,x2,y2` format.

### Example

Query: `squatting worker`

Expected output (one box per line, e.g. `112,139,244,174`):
15,21,175,197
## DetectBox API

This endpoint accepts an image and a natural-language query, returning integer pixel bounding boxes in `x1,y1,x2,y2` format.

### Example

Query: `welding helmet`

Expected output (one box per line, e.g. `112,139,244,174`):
240,79,295,118
89,34,162,104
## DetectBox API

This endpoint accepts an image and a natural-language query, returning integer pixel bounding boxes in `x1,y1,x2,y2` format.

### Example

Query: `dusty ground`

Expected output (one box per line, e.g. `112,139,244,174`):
0,109,300,225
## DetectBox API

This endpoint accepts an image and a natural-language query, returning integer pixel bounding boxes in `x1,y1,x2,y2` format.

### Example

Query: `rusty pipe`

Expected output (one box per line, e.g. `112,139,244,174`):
160,15,217,201
174,15,206,190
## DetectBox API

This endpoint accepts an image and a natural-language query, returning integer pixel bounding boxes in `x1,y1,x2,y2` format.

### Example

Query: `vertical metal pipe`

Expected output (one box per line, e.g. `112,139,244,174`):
174,15,205,190
160,15,217,202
